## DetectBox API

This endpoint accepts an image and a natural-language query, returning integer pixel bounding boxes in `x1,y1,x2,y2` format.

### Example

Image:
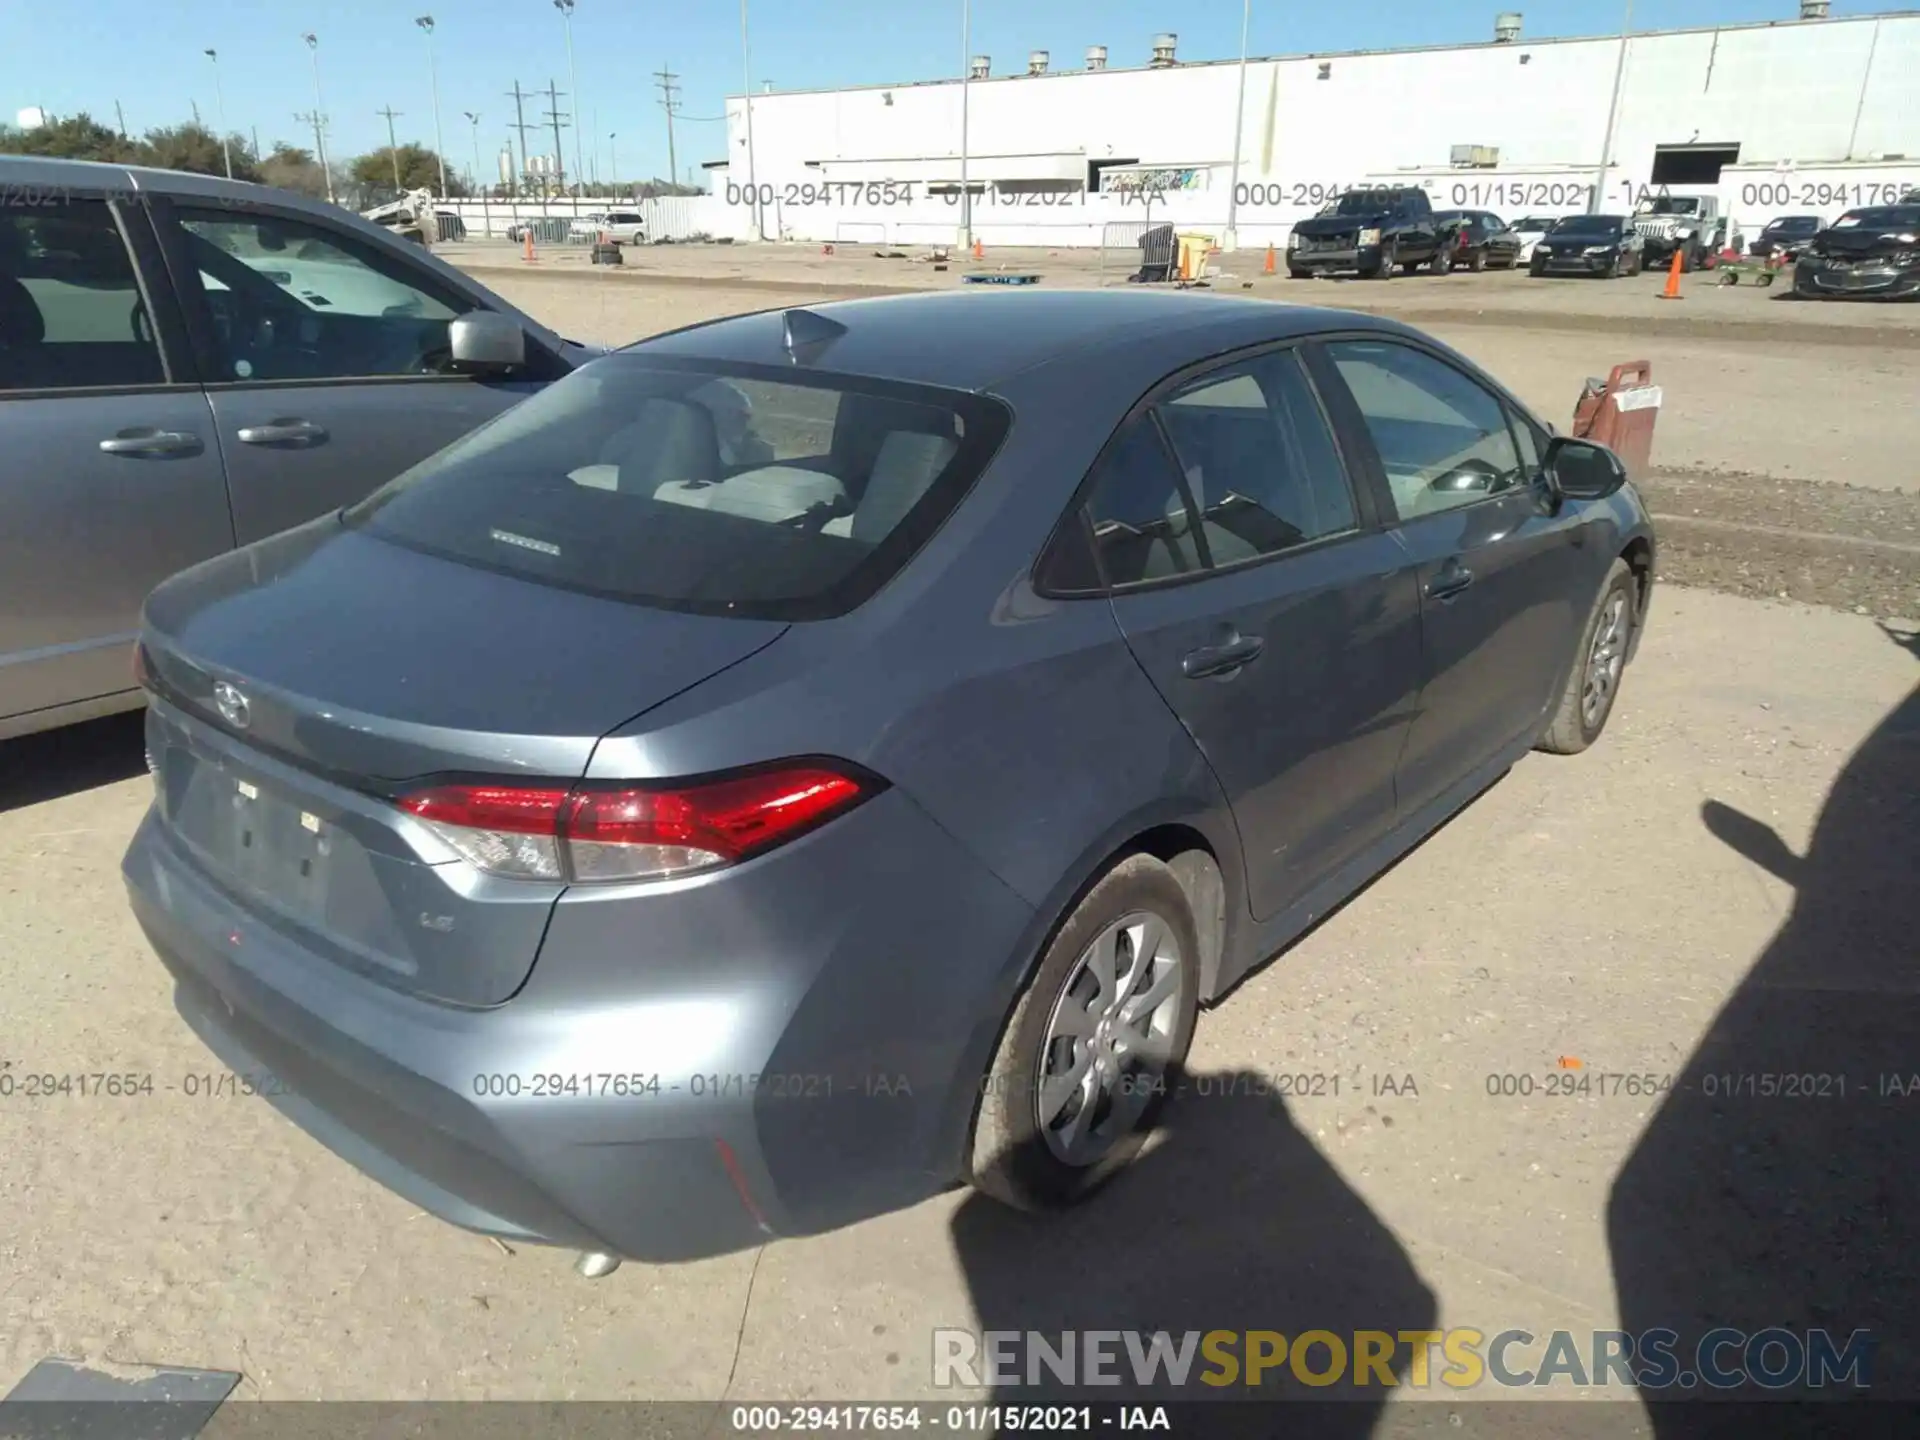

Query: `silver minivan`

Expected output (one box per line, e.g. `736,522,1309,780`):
0,156,595,741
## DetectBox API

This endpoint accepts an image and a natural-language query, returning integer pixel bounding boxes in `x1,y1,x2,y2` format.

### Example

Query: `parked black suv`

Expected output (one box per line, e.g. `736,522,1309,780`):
1287,186,1449,279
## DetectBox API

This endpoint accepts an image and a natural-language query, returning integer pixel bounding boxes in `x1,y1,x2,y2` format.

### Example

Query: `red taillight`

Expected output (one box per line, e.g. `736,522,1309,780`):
398,765,871,884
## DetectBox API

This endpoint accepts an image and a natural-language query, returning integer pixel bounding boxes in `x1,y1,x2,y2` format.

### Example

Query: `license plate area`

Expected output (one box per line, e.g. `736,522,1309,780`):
222,776,334,921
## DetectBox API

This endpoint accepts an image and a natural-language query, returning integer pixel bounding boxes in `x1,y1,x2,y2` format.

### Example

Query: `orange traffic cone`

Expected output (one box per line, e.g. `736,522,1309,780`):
1178,243,1192,282
1263,243,1276,275
1658,247,1684,300
972,237,984,260
523,230,536,263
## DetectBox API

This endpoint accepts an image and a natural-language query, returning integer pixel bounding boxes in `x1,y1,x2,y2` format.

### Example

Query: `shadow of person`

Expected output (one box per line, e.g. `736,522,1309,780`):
0,709,146,816
950,1068,1436,1437
1609,633,1920,1431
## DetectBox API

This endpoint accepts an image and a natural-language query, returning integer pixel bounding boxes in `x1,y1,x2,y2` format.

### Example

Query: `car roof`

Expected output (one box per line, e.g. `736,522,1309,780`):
628,289,1404,393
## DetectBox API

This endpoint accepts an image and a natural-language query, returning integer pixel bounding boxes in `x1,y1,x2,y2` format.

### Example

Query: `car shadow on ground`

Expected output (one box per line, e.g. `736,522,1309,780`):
950,1069,1436,1437
1608,621,1920,1433
0,709,146,815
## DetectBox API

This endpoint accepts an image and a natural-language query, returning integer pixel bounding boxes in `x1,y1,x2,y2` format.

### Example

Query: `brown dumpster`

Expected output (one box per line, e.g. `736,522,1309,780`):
1570,360,1661,477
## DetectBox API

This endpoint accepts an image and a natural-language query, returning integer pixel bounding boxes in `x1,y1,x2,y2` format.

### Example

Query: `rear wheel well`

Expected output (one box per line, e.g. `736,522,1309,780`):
1621,538,1654,622
1125,826,1227,1001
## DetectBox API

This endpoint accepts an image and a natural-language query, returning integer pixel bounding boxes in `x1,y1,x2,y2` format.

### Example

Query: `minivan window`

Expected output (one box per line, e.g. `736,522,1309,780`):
346,356,1010,621
0,202,164,392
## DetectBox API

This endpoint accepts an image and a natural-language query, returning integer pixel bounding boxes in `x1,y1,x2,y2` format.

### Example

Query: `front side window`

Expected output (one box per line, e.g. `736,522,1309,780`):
174,208,464,382
1152,351,1357,568
1324,340,1527,521
0,201,163,392
347,356,1008,620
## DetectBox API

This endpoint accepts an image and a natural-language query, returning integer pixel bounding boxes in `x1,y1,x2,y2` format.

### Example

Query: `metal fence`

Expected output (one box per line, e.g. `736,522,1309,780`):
1098,218,1177,284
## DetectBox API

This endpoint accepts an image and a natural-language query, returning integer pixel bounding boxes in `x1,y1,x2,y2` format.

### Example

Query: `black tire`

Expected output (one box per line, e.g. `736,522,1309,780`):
1467,246,1487,272
1288,267,1312,280
1529,258,1547,277
969,854,1201,1211
1430,243,1455,275
1369,241,1396,279
1538,559,1638,756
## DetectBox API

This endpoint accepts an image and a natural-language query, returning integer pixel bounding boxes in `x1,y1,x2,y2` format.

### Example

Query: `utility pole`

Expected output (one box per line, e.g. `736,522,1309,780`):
465,111,489,236
251,125,261,161
553,0,585,197
1593,0,1635,213
191,99,202,127
609,131,619,201
205,49,233,178
114,101,128,139
295,110,329,190
378,106,405,190
541,78,570,196
653,66,681,195
959,0,971,248
739,0,760,239
415,17,449,196
507,80,536,202
303,33,336,204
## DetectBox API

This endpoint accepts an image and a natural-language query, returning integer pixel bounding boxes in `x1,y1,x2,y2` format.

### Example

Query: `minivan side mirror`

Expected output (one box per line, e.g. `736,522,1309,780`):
1544,435,1628,501
448,311,526,375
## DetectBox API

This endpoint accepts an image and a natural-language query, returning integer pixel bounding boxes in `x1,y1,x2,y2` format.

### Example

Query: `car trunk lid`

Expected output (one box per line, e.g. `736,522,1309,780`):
139,517,787,1006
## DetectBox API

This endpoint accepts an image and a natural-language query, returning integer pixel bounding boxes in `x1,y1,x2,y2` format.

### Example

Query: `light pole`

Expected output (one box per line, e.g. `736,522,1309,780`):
465,111,488,236
204,49,233,178
609,131,618,200
416,17,450,196
1223,0,1252,250
1593,0,1634,212
553,0,585,196
959,0,971,248
739,0,761,239
302,33,336,204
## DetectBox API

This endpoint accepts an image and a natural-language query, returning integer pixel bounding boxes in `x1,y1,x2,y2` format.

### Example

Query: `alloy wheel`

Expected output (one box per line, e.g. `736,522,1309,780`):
1036,911,1186,1166
1581,592,1630,728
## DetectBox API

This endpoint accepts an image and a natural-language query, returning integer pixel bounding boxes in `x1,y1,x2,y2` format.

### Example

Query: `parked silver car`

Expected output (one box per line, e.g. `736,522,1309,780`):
0,156,597,742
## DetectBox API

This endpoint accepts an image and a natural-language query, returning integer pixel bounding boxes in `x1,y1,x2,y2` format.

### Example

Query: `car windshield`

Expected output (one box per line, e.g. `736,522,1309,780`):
1645,197,1702,215
1326,190,1405,216
1765,217,1820,234
1829,206,1920,230
345,355,1010,622
1549,216,1621,238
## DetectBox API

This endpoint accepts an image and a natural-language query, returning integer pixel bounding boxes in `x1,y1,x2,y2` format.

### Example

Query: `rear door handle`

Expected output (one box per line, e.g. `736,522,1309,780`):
236,418,329,447
1181,633,1265,680
98,428,204,458
1425,560,1475,602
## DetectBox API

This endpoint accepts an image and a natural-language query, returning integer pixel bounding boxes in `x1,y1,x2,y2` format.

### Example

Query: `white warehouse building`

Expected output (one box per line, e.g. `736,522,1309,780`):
710,5,1920,249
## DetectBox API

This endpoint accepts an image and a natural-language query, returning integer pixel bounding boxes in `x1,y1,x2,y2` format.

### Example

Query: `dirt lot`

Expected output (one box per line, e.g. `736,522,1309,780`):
2,252,1918,1418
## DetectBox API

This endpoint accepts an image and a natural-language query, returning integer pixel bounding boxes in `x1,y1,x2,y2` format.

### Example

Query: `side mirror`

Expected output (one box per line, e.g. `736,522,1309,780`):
448,311,526,375
1544,435,1628,501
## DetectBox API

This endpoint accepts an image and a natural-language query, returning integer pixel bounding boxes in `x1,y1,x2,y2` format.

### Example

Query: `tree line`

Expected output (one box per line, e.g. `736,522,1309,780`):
0,111,699,203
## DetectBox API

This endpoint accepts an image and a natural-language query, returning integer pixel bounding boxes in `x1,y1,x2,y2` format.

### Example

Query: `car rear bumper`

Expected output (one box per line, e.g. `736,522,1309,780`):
123,768,1039,1262
1533,254,1618,275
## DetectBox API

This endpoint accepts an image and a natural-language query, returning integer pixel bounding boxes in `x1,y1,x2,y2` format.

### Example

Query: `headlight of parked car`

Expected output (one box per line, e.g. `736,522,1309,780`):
1358,227,1381,246
1287,232,1302,249
1583,244,1614,255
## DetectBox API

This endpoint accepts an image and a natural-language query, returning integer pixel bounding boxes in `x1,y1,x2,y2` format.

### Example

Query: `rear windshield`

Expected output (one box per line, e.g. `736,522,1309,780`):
345,355,1010,621
1764,216,1821,233
1549,216,1623,238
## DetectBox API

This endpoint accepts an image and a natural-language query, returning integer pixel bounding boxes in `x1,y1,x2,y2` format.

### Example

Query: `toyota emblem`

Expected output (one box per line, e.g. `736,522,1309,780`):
212,680,251,730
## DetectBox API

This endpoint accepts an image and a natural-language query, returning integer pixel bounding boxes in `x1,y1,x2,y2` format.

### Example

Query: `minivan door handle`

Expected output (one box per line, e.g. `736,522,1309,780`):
1181,632,1265,680
1425,559,1475,602
236,418,330,447
98,428,204,458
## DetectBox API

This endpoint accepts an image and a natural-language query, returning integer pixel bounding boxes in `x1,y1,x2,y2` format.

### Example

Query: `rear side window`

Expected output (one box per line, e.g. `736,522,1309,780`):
0,201,164,392
1082,416,1203,587
1154,351,1357,566
347,356,1009,621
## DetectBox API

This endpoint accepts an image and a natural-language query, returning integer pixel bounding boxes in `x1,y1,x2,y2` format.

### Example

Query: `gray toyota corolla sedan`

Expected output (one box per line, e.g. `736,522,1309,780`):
124,289,1654,1264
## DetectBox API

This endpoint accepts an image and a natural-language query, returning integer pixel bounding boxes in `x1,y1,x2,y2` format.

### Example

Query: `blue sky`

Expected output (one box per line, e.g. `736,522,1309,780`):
0,1,1893,182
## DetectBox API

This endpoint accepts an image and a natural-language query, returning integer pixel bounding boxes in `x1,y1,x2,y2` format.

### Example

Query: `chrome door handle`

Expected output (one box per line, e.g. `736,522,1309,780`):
99,428,204,458
1181,633,1265,680
1425,561,1475,602
236,418,329,447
